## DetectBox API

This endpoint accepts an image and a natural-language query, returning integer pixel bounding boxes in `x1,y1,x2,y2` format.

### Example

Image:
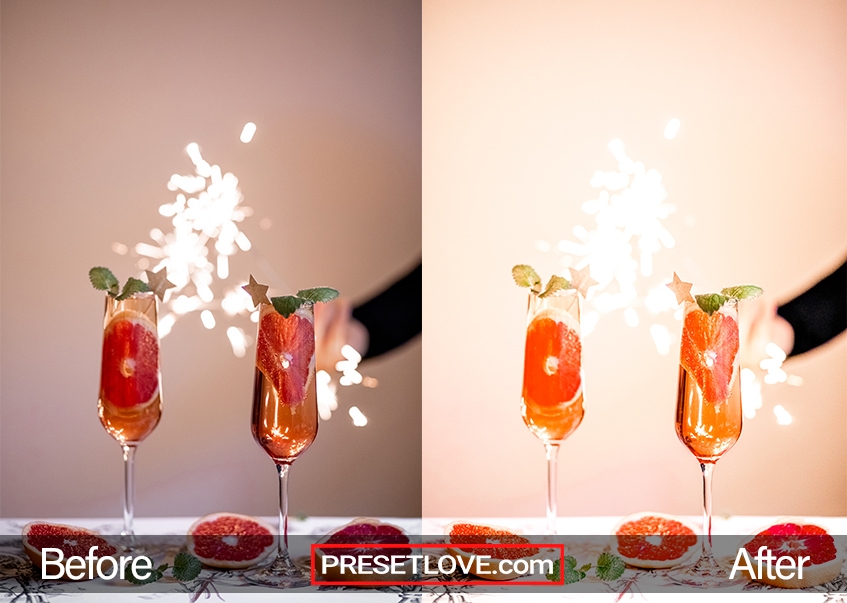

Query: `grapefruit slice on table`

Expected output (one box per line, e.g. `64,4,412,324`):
256,307,316,404
737,519,845,588
187,513,275,569
100,310,160,409
522,308,582,408
22,521,117,580
680,309,739,405
315,518,414,582
612,512,699,569
445,522,544,581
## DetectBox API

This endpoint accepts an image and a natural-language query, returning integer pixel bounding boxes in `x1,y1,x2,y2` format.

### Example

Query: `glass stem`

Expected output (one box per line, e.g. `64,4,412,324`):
276,462,292,560
545,442,560,535
121,444,137,541
700,461,715,561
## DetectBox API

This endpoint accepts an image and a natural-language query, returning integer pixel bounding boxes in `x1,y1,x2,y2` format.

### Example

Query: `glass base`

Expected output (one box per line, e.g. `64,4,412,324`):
666,554,744,589
244,554,311,589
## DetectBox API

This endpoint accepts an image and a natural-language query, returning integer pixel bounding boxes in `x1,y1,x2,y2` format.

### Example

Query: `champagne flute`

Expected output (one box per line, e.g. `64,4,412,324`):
246,302,318,588
98,291,162,549
520,289,585,535
670,298,742,587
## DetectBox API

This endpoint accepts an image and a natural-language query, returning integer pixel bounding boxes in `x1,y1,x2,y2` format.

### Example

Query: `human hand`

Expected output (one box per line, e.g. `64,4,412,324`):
314,298,369,373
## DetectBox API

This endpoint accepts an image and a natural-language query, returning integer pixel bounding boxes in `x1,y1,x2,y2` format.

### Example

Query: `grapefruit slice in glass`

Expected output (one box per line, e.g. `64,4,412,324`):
256,307,316,404
680,308,739,405
100,310,160,409
523,307,582,409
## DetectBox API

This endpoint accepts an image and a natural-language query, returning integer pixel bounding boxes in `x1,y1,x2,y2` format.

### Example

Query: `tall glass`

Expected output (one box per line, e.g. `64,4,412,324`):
97,291,162,548
670,299,742,587
520,289,585,535
247,302,318,588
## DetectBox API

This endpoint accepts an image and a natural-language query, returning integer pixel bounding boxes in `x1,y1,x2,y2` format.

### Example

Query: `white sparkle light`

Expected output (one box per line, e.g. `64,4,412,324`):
664,118,681,140
773,404,793,425
349,406,368,427
240,122,257,143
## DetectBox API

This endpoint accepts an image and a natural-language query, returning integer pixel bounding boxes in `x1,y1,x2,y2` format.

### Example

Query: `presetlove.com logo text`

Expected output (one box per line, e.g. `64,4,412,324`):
310,542,565,587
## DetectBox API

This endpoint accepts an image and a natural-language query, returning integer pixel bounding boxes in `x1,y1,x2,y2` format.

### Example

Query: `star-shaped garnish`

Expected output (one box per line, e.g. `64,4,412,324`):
145,268,176,302
569,265,597,298
666,272,695,305
242,274,271,309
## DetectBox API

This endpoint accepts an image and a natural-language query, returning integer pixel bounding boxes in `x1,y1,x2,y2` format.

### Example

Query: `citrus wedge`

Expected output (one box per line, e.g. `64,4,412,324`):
680,308,739,405
256,307,315,404
100,310,160,409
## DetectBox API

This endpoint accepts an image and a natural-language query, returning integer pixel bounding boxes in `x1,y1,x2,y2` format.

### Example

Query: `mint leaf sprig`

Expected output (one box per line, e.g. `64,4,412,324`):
89,267,151,301
546,552,626,584
695,285,763,316
512,265,571,298
271,287,340,318
125,552,203,585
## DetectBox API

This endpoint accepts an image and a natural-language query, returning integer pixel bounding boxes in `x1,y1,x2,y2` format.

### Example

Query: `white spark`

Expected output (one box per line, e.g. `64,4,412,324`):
349,406,368,427
773,404,793,425
240,122,257,143
664,118,681,140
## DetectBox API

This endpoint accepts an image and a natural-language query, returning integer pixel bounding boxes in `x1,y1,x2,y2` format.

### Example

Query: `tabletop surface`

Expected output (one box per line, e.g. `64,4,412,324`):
2,516,846,601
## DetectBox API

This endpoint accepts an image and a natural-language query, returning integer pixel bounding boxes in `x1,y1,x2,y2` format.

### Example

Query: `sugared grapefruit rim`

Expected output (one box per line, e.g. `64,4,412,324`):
314,518,415,583
101,309,160,410
444,521,554,581
612,512,700,570
735,517,845,589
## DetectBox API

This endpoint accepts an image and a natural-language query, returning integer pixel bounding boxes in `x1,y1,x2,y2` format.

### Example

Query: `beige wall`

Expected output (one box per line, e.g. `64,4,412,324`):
1,0,421,519
423,0,847,518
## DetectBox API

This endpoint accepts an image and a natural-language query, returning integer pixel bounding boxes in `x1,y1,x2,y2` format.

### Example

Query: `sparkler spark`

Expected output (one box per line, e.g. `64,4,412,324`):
113,137,375,426
540,129,801,423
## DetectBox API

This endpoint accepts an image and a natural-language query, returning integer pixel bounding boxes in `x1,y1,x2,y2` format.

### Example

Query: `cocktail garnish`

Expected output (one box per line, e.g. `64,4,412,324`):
271,287,340,318
666,274,763,315
89,266,151,301
512,264,572,298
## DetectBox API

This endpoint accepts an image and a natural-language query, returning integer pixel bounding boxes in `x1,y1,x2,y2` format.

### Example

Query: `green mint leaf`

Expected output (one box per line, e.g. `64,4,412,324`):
539,275,571,298
116,277,151,301
565,567,586,584
563,555,586,584
579,563,593,573
512,264,542,293
720,285,764,300
296,287,340,304
695,293,727,316
172,552,203,581
595,552,626,581
545,559,560,582
271,295,307,318
125,557,164,585
89,267,120,296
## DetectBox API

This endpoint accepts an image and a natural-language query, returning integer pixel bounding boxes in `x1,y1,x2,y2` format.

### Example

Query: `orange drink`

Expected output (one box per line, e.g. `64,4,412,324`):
521,290,584,442
251,303,318,464
675,300,741,462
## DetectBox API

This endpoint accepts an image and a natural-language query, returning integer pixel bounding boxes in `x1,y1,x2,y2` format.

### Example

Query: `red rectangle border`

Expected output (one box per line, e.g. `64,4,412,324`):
310,542,566,587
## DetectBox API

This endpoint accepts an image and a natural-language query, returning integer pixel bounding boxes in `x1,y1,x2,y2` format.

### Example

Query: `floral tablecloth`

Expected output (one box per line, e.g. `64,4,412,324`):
1,516,846,601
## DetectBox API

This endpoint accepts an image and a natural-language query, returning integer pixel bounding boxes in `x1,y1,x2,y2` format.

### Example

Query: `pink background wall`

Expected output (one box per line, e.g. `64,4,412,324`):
1,0,422,519
423,0,847,518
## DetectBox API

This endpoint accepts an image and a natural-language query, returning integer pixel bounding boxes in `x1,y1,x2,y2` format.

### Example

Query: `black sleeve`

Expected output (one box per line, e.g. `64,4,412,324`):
777,258,847,357
352,262,422,359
